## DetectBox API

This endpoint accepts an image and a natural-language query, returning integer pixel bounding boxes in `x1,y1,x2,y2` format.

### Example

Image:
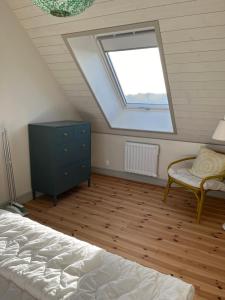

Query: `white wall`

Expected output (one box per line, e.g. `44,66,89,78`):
92,133,225,180
0,1,80,205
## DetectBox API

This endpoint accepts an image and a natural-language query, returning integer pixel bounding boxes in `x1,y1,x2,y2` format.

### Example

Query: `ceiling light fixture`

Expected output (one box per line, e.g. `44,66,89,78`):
32,0,95,17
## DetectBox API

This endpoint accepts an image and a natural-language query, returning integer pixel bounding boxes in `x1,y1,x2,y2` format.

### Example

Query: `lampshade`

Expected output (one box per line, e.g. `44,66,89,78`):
32,0,95,17
212,116,225,141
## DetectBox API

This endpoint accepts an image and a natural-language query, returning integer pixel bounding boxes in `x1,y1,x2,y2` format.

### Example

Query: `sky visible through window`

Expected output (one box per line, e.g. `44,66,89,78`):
108,48,168,105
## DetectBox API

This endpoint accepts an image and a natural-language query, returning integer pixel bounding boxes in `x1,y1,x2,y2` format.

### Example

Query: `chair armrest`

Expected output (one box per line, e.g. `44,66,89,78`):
168,156,196,171
200,173,225,190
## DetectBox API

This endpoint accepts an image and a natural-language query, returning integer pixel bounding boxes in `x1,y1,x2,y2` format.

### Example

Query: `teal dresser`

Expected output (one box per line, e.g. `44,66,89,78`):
28,121,91,205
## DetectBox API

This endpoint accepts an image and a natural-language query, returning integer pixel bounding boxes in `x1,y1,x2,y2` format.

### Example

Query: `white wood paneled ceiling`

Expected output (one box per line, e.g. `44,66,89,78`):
6,0,225,143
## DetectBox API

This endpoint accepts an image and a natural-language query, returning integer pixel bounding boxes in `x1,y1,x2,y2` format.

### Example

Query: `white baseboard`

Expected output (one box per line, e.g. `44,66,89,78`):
92,167,225,200
92,167,166,186
5,168,223,206
17,192,33,204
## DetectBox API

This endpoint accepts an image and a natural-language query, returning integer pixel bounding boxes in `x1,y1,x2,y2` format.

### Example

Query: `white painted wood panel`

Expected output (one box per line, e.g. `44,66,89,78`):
48,62,78,70
25,3,225,39
160,11,225,32
162,25,225,44
174,104,225,113
14,5,43,19
7,0,31,9
165,50,225,64
6,0,225,144
42,54,74,63
20,0,196,29
170,81,225,90
172,89,225,99
32,36,64,47
57,77,86,85
164,38,225,54
168,61,225,73
169,72,225,81
37,45,69,55
51,70,81,78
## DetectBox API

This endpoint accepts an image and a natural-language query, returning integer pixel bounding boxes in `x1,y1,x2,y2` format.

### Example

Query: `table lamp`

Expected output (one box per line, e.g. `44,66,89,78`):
212,116,225,230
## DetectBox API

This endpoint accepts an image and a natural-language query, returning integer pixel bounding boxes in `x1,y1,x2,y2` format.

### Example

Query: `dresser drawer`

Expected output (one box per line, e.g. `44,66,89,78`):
55,127,74,143
55,140,90,165
55,161,90,194
55,124,90,144
75,124,90,137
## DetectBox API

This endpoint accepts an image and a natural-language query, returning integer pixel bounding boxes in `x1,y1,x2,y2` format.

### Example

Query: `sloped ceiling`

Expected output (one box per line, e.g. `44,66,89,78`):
6,0,225,144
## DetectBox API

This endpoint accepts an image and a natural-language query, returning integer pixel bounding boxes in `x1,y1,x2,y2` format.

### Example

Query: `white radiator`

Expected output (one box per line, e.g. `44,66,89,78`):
124,142,159,177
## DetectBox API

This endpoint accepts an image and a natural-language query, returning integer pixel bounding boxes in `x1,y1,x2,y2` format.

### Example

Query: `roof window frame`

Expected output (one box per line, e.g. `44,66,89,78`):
96,28,170,111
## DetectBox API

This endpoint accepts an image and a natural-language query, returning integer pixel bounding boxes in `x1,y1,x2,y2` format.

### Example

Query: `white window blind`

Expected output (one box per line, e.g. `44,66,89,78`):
98,30,157,52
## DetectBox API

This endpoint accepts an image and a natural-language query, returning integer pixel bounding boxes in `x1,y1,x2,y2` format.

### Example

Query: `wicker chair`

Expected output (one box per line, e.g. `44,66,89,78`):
164,156,225,223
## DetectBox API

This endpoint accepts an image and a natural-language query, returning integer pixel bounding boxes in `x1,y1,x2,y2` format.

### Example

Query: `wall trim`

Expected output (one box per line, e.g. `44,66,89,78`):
0,191,33,209
92,167,225,199
1,168,224,210
17,192,33,204
93,167,168,186
91,132,225,148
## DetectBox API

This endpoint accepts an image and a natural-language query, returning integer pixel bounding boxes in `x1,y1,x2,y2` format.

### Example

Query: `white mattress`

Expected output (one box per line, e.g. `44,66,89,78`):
0,210,194,300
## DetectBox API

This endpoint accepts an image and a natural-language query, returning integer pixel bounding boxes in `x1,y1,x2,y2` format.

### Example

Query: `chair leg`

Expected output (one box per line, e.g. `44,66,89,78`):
164,177,173,203
196,191,205,224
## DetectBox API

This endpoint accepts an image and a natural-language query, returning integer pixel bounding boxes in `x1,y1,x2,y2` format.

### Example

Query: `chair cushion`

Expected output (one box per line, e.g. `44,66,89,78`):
168,164,225,191
190,147,225,178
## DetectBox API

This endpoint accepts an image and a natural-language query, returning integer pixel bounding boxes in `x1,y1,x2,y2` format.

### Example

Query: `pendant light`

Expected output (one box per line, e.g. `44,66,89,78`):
32,0,95,17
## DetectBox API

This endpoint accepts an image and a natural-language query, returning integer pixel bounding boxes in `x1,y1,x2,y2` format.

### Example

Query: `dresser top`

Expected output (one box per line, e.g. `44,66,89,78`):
29,121,89,128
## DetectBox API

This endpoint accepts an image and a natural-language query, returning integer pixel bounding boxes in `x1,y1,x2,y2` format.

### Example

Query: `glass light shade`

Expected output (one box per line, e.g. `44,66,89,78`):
32,0,95,17
212,117,225,141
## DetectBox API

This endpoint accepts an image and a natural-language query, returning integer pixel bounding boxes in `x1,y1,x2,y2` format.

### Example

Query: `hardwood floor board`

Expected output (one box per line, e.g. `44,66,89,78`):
28,194,225,238
92,176,225,213
27,192,225,257
28,197,225,264
27,199,225,262
61,189,225,238
89,178,225,222
60,194,225,249
77,186,225,227
25,174,225,300
93,174,225,211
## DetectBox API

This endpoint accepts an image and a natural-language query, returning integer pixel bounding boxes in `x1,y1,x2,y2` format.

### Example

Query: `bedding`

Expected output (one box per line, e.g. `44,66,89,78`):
0,209,194,300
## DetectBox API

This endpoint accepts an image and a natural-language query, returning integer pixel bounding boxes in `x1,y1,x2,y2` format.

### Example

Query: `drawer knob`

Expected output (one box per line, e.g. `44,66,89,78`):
64,172,69,176
63,132,68,136
81,165,86,169
64,148,68,152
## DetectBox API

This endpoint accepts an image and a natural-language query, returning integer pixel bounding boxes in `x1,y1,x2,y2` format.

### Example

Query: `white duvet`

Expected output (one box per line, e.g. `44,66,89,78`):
0,210,194,300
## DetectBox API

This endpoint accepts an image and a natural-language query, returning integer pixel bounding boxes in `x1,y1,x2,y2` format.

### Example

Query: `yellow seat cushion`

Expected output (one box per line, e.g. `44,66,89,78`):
190,148,225,178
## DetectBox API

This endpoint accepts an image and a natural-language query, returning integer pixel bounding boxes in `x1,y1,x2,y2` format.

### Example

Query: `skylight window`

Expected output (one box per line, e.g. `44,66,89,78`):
98,30,169,109
66,22,176,133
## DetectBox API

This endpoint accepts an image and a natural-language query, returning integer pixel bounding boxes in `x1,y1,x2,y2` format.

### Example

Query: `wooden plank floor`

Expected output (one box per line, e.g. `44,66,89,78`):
25,173,225,300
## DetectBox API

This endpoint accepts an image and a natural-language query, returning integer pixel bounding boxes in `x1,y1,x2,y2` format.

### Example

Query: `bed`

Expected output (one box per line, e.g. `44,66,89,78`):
0,209,194,300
